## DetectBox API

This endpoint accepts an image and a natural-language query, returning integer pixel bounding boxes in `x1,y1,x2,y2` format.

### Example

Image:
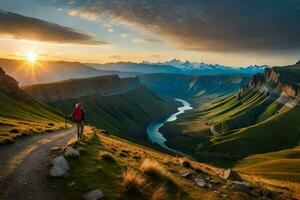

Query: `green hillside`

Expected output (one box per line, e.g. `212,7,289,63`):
235,145,300,182
23,75,178,145
0,67,65,144
155,64,300,184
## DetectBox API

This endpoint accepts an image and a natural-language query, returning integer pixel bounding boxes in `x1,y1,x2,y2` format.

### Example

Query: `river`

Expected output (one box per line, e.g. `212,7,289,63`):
146,98,193,153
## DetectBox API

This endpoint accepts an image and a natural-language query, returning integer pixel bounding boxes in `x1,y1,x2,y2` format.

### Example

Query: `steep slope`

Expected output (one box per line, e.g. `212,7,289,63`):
139,73,250,98
23,75,178,144
54,127,288,200
191,63,300,172
0,58,138,85
0,67,65,144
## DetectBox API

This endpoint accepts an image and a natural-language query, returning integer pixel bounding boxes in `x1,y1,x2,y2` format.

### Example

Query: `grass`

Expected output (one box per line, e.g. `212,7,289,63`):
54,126,300,199
140,158,176,185
151,184,167,200
235,145,300,182
0,89,66,144
122,168,146,194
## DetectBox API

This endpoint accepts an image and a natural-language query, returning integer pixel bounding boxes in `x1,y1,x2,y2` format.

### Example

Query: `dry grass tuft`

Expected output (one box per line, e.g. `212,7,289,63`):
152,184,167,200
100,152,115,162
140,158,175,185
122,168,146,193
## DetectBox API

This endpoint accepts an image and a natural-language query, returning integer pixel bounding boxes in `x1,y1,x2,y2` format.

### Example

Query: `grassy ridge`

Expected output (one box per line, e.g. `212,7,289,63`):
0,90,65,144
235,145,300,182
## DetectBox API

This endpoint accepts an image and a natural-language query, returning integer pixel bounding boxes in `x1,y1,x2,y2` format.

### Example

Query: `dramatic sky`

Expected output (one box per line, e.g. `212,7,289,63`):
0,0,300,66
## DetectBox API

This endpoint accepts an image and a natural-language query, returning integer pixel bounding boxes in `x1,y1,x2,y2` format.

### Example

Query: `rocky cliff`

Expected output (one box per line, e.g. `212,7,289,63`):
249,61,300,100
0,67,20,94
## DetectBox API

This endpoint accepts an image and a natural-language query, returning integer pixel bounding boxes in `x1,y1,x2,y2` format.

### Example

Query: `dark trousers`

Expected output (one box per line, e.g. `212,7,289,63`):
76,121,84,139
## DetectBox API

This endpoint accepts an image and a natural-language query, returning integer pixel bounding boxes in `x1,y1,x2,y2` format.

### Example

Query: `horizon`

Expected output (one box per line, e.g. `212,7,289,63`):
1,1,300,67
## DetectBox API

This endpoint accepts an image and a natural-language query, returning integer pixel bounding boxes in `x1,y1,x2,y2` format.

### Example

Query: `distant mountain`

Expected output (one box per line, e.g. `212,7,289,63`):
88,59,266,75
0,58,138,85
154,59,267,74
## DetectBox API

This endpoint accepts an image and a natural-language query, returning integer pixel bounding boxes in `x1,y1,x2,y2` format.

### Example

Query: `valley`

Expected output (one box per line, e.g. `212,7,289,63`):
1,58,299,199
1,2,299,199
23,75,179,147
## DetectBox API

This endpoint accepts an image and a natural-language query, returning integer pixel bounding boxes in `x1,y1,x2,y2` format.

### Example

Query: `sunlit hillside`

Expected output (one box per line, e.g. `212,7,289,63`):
0,67,65,143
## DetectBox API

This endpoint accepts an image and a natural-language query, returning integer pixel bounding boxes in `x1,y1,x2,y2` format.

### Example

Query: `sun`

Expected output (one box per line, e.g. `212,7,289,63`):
26,52,37,63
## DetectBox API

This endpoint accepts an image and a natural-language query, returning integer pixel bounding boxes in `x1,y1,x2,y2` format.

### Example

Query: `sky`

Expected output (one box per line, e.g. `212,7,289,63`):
0,0,300,67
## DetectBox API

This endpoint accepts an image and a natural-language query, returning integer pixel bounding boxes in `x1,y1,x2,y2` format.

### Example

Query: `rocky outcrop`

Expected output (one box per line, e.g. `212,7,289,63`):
0,67,19,93
248,62,300,101
219,169,242,181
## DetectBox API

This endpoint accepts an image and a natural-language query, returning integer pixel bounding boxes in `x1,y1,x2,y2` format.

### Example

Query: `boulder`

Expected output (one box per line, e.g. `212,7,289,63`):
50,156,69,177
83,189,104,200
194,177,206,187
231,181,252,192
219,169,242,181
64,146,80,158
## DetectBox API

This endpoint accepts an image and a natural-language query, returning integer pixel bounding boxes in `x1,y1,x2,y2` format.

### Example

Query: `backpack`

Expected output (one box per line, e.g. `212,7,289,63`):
72,106,83,122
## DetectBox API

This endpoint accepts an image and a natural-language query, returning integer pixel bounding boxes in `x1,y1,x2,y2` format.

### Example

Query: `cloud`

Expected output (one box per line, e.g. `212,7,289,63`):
132,38,160,43
0,10,105,45
55,0,300,52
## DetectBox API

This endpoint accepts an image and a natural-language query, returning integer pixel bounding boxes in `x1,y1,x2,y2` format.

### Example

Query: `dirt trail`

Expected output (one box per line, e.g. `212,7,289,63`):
0,128,76,200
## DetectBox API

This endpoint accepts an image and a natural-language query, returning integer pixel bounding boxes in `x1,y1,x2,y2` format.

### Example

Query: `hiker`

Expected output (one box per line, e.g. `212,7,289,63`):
72,103,85,140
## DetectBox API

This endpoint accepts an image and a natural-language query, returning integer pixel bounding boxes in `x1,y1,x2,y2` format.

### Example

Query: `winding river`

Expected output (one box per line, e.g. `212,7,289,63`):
146,98,193,154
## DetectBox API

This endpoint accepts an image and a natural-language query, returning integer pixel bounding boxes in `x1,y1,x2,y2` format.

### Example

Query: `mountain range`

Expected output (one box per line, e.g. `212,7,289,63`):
89,59,266,75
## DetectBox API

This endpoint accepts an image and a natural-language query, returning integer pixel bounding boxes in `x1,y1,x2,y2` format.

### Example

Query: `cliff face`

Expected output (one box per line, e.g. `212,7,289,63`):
249,62,300,100
139,73,250,97
22,75,142,102
0,67,20,94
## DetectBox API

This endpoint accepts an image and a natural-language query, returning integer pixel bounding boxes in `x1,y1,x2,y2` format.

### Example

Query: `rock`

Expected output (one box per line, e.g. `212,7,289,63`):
209,179,220,185
83,189,104,200
50,165,68,177
219,169,242,181
50,156,69,177
181,172,195,180
194,177,206,187
251,188,272,198
67,182,76,187
51,147,61,152
222,185,228,189
119,152,128,157
132,155,141,160
231,181,252,192
64,146,80,158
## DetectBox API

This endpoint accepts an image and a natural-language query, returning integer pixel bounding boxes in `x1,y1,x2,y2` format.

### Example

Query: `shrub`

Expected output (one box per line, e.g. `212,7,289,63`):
152,184,167,200
100,152,115,162
10,128,19,133
140,158,175,184
122,168,146,193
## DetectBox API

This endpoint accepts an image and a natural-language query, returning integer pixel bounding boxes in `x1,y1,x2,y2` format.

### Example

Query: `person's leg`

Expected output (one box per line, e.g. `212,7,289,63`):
76,123,80,140
80,122,84,139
